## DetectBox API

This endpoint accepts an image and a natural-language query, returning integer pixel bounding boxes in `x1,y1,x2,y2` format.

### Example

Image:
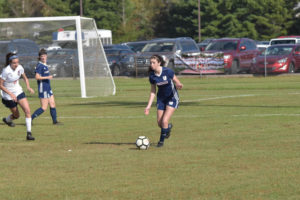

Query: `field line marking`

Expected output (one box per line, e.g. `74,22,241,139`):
182,94,257,102
232,113,300,117
33,113,300,120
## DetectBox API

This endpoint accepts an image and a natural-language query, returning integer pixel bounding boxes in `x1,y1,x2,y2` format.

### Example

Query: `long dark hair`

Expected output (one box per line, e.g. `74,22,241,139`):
148,54,165,73
6,52,17,66
38,48,47,61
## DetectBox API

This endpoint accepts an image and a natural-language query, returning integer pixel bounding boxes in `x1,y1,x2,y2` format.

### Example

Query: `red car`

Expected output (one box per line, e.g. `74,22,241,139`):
205,38,259,74
251,44,300,74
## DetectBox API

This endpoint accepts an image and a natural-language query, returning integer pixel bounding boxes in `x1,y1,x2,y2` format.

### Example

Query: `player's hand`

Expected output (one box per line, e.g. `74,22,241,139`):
28,88,34,94
10,94,17,102
144,107,150,115
48,75,53,79
176,83,183,90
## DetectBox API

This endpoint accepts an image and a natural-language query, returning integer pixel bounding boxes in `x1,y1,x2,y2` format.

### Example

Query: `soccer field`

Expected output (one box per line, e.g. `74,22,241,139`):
0,75,300,200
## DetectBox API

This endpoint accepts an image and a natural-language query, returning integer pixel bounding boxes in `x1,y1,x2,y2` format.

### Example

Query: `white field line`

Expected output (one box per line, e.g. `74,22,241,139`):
182,94,257,102
33,113,300,120
232,113,300,117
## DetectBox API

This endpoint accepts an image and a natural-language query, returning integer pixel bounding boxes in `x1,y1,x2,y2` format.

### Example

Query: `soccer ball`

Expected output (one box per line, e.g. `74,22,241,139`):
136,136,150,150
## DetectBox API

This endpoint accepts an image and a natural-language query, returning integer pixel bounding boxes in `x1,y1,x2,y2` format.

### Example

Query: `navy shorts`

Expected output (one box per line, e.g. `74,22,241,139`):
2,92,26,108
38,89,53,99
157,96,179,110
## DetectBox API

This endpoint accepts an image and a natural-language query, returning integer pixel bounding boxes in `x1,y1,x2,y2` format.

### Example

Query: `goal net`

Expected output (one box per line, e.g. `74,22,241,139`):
0,16,116,97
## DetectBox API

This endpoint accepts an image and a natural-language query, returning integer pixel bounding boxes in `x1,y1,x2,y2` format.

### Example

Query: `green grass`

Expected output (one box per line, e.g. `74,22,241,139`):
0,75,300,200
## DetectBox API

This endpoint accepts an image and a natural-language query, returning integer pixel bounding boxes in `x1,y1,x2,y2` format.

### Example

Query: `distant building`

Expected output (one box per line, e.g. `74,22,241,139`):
52,29,112,47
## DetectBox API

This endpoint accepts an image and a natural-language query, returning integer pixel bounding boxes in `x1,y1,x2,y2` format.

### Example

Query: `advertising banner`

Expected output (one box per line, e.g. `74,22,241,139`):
174,52,225,74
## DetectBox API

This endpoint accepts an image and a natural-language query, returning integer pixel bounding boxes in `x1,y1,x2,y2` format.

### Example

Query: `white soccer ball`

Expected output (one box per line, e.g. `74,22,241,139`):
136,136,150,150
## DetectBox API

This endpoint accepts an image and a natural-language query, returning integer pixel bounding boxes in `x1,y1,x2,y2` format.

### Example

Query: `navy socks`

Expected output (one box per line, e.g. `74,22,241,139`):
50,107,57,123
159,128,170,143
31,108,44,120
32,107,58,124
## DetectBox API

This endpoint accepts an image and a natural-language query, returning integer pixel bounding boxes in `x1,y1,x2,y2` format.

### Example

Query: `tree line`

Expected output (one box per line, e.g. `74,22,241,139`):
0,0,299,43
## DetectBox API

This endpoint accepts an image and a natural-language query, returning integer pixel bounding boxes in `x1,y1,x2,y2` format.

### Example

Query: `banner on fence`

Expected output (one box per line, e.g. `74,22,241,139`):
174,52,225,74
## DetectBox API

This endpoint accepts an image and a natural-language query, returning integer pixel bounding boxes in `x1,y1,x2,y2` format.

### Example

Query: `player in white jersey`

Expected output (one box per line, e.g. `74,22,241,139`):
144,55,183,147
0,52,35,140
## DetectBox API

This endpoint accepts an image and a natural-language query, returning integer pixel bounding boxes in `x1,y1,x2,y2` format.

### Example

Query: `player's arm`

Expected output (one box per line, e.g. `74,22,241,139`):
0,78,17,102
35,73,53,81
173,75,183,90
144,84,156,115
21,73,34,94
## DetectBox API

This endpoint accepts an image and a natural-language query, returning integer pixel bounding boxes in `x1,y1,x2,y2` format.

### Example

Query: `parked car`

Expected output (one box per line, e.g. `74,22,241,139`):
103,44,131,50
197,38,215,51
22,48,79,78
47,48,79,77
122,41,149,53
135,37,200,74
104,48,136,76
0,39,39,73
256,41,269,52
251,44,300,74
269,36,300,45
205,38,259,74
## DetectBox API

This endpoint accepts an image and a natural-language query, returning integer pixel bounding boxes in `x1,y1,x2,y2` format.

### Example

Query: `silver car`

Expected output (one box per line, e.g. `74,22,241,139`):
135,37,200,75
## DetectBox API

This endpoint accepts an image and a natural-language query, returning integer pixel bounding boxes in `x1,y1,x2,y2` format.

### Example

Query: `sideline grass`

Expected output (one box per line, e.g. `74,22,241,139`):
0,75,300,200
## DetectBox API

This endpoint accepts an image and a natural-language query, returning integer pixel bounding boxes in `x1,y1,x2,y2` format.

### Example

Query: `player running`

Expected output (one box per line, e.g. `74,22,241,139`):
31,49,62,125
0,52,35,140
144,55,183,147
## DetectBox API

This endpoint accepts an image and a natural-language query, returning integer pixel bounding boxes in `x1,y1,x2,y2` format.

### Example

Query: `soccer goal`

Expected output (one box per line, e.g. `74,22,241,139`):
0,16,116,97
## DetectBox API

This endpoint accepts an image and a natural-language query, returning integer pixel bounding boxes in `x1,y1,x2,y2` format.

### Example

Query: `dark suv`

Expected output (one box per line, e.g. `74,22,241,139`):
0,39,39,73
205,38,259,74
104,48,136,76
135,37,199,74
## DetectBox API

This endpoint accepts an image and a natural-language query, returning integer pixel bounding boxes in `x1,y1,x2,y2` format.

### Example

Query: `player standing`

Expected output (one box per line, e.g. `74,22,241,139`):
144,55,183,147
31,49,61,125
0,52,35,140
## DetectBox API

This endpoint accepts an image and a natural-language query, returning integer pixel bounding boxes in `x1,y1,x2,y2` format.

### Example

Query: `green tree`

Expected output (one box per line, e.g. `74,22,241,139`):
168,0,299,41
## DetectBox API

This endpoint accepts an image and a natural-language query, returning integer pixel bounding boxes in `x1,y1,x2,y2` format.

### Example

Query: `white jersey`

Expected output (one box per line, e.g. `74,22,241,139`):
0,65,24,100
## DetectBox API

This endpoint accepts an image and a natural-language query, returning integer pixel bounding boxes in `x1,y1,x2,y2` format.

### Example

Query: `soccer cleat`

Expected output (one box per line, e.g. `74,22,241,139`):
165,123,173,139
3,117,15,127
26,132,35,141
157,141,164,147
53,121,63,125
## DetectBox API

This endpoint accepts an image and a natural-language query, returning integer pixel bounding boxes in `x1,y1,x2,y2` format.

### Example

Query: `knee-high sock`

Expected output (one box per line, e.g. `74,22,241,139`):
50,107,57,123
25,118,32,132
32,107,44,120
159,128,168,143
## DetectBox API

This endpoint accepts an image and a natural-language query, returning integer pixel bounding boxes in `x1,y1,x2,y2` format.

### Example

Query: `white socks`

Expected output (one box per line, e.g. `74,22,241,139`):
25,118,32,132
6,115,12,123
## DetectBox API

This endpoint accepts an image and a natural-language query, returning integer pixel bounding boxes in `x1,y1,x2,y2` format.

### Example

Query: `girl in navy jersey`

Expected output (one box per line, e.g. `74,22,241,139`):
0,52,35,140
144,55,183,147
31,49,61,125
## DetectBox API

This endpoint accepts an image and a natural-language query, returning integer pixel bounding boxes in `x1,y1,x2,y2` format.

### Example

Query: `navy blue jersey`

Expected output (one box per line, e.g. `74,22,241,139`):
149,67,179,101
35,62,52,95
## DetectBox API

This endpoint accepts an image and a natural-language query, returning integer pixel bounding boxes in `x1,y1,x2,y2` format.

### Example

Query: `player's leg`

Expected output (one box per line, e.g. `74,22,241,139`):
157,109,164,128
156,107,175,147
161,106,175,128
49,95,61,125
157,109,166,147
32,98,49,121
2,99,19,127
156,100,168,147
18,97,35,140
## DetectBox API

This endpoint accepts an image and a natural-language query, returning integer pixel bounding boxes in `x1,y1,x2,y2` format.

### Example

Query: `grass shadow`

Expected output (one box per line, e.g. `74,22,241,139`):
69,101,146,108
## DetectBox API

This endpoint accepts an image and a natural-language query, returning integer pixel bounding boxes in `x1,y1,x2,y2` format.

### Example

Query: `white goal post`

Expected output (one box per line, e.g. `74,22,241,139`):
0,16,116,97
